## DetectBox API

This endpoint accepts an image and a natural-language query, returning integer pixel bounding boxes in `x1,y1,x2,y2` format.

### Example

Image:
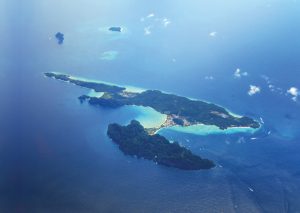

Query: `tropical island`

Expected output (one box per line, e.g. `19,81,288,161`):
45,72,260,134
107,120,215,170
55,32,64,45
45,72,261,170
108,27,122,32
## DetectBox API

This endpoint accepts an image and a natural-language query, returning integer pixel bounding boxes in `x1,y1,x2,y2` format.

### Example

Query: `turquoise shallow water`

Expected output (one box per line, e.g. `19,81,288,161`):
100,50,119,61
130,106,167,128
159,124,259,136
88,90,104,97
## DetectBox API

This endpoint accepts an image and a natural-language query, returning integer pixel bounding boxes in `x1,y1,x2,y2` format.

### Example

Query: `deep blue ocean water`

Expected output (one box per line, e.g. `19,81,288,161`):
1,0,300,212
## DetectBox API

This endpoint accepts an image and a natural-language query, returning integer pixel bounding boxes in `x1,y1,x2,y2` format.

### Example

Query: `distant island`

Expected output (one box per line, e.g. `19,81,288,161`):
109,27,122,32
45,72,260,133
55,32,64,45
107,120,215,170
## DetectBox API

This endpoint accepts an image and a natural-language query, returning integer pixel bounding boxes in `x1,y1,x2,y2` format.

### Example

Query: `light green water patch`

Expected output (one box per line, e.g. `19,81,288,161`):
88,90,104,98
100,51,119,61
159,124,259,136
130,106,167,129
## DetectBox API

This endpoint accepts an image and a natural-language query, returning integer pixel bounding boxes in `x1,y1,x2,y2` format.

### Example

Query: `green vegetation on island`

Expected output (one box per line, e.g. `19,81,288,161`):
45,72,260,171
45,72,260,131
108,27,122,32
107,120,215,170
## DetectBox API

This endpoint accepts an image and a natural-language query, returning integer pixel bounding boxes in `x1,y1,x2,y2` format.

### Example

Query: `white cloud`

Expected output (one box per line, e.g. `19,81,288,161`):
144,26,152,35
261,75,284,94
234,68,248,78
287,87,299,101
140,13,155,22
209,32,217,37
204,76,214,80
237,137,246,144
248,85,261,96
162,18,171,27
141,14,171,34
147,13,155,18
261,75,298,102
261,75,271,83
287,87,298,96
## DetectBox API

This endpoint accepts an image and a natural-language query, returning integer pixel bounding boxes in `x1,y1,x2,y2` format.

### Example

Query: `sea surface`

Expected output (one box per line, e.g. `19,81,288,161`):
1,0,300,212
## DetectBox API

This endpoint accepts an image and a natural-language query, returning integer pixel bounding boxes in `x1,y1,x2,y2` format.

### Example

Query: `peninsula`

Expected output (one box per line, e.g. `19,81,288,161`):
107,120,215,170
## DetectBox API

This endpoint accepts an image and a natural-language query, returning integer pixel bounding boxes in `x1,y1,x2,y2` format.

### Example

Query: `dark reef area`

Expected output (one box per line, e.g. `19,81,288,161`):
107,120,215,170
